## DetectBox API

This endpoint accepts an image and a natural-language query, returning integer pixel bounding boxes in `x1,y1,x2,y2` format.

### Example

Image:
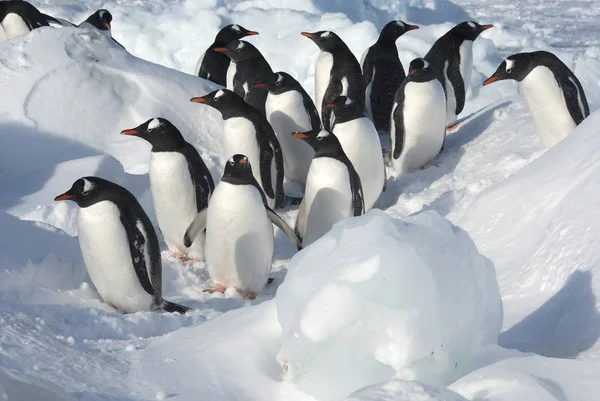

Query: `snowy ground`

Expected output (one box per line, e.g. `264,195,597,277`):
2,0,600,400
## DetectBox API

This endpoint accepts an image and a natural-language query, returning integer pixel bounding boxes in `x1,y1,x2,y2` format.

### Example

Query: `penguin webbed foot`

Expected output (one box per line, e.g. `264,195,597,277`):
239,290,257,300
203,283,227,295
446,122,460,132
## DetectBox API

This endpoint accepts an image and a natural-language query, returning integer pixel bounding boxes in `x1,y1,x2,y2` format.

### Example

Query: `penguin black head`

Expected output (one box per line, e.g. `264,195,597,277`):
301,30,344,52
379,20,419,43
483,52,555,86
190,89,246,113
407,58,436,81
292,129,344,157
325,96,363,124
121,118,186,151
253,72,299,95
214,24,258,46
84,9,112,30
54,177,120,208
451,21,493,41
222,154,255,184
212,40,261,63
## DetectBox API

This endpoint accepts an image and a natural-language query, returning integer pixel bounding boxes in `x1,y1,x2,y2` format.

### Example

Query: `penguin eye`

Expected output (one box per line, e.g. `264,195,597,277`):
229,161,234,166
317,136,323,141
506,68,513,74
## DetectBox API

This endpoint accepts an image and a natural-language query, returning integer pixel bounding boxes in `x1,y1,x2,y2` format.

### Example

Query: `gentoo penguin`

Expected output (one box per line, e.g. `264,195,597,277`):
292,129,364,246
483,51,590,147
0,0,59,43
55,177,191,314
195,24,258,86
78,9,124,49
121,118,214,262
213,40,273,115
190,89,284,208
327,96,385,211
301,30,364,131
424,21,493,129
391,58,446,173
184,154,302,299
361,20,419,134
253,72,319,186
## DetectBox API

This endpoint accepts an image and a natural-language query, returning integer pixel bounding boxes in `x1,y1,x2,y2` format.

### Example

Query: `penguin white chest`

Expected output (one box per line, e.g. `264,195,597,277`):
205,182,274,293
443,60,457,125
302,158,353,246
334,118,385,211
226,61,237,90
392,80,446,173
265,91,314,184
315,52,334,116
520,66,577,147
77,201,153,313
149,152,201,256
1,13,30,39
459,40,473,94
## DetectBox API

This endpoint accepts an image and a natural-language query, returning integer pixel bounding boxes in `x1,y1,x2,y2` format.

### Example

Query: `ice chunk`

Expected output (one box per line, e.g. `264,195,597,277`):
346,377,468,401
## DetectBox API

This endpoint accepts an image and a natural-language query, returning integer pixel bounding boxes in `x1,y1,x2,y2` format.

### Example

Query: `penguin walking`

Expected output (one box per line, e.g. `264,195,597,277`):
0,0,59,43
301,30,364,131
55,177,191,314
195,24,258,87
253,72,320,187
292,129,364,246
361,20,419,134
121,118,214,263
184,154,302,299
327,96,385,211
213,40,273,115
424,21,493,130
191,89,285,208
391,58,446,173
483,51,590,147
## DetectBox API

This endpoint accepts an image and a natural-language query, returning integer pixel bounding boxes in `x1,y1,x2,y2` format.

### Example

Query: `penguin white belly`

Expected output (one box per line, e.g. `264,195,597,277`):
315,52,333,118
302,158,353,246
77,201,154,313
443,60,457,126
393,80,446,173
150,152,204,259
0,23,7,43
226,61,236,90
390,101,397,142
459,40,473,96
520,66,577,147
2,13,31,39
265,91,315,185
334,118,385,211
205,182,274,293
364,67,375,121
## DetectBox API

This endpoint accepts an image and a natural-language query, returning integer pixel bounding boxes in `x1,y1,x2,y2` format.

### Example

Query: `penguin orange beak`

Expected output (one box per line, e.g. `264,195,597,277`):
213,47,229,53
54,193,73,201
481,24,494,31
253,82,268,88
301,32,313,38
246,31,258,35
407,24,419,31
190,97,207,103
120,129,138,136
325,103,337,109
104,21,111,29
239,158,247,164
409,69,417,75
292,132,309,139
483,75,500,86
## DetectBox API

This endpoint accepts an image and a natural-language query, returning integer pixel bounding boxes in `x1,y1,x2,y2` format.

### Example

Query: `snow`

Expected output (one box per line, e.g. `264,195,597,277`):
1,0,600,400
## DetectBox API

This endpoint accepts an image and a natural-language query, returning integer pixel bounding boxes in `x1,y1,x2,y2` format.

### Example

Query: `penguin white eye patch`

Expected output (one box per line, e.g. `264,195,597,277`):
236,42,245,50
82,178,95,193
215,89,225,99
468,21,476,29
505,59,515,72
232,24,241,33
321,31,331,38
317,130,330,139
148,118,161,130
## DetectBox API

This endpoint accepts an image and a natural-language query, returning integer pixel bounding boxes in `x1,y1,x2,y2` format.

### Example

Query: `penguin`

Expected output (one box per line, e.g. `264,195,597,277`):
327,96,386,211
121,118,215,263
391,58,446,173
195,24,258,87
213,40,273,115
424,21,493,130
483,51,590,147
54,177,191,314
183,154,302,299
0,0,59,43
78,9,125,49
190,89,285,208
301,30,364,131
361,20,419,134
292,129,364,246
253,71,319,187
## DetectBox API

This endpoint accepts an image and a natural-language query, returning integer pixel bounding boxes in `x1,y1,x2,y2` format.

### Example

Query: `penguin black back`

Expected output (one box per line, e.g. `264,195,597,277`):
0,0,59,31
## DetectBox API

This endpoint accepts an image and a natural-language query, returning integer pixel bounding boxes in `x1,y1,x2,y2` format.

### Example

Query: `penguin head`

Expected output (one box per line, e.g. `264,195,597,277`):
253,72,298,94
54,177,114,208
190,89,243,113
407,58,436,81
292,129,344,158
453,21,493,40
380,20,419,42
214,24,258,46
325,96,363,124
121,118,185,151
84,9,112,31
301,31,341,52
483,52,547,85
222,154,254,182
212,40,259,62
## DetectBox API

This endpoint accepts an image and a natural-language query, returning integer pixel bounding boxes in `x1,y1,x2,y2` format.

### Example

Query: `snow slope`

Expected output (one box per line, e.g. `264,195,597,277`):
1,0,600,400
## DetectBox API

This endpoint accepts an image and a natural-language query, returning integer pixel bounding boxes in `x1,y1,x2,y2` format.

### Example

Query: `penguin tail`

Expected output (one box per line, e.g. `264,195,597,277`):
161,299,192,314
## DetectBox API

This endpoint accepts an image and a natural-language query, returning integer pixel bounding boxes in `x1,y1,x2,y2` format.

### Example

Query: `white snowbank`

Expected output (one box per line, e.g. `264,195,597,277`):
276,210,502,401
0,367,76,401
345,378,468,401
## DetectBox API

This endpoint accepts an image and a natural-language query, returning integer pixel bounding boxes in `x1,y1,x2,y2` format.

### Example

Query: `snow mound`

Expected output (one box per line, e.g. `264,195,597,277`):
276,210,503,401
345,378,468,401
0,367,76,401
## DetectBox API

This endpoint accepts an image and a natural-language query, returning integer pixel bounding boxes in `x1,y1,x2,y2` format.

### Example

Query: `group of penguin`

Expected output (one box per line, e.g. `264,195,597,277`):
5,1,591,314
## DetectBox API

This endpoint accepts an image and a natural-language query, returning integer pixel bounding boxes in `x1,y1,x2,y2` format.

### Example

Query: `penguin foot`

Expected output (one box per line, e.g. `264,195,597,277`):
446,122,460,132
173,252,198,265
239,290,257,300
203,284,227,294
280,360,289,377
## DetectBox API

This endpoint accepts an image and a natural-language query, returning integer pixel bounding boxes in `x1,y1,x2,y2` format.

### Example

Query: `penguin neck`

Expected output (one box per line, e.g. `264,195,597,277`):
376,33,399,47
148,135,187,152
314,146,345,160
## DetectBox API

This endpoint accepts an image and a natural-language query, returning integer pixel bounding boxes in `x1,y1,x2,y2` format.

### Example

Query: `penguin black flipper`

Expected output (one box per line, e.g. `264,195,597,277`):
233,73,247,103
180,143,215,212
161,299,192,314
265,206,303,250
557,72,590,125
270,138,285,208
392,89,406,160
322,80,343,130
348,161,365,216
447,61,466,115
111,37,126,50
183,206,208,248
306,97,322,130
120,212,156,297
362,50,375,98
39,13,61,27
294,200,305,243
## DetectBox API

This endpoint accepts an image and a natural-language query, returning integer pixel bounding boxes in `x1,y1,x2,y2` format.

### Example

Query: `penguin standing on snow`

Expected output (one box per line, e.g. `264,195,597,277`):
184,154,302,300
55,177,191,314
213,40,273,115
292,129,364,246
483,51,590,147
327,96,385,211
0,0,59,43
191,89,285,208
78,9,125,49
361,20,419,134
121,118,214,263
424,21,493,130
391,58,446,173
301,30,364,131
253,72,319,187
195,24,258,86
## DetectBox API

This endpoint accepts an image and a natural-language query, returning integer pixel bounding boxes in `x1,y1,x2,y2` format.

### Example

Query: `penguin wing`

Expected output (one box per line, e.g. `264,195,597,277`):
183,206,208,248
233,71,246,100
181,144,215,212
266,206,303,251
303,94,322,130
447,60,466,115
382,159,387,192
257,136,276,199
271,136,285,207
361,49,375,94
391,97,406,160
322,79,342,130
347,160,365,216
120,213,156,296
294,199,306,243
559,73,590,124
111,37,126,50
50,17,76,27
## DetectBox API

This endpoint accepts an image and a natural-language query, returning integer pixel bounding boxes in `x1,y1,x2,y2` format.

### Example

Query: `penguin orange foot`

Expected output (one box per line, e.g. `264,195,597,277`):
203,284,226,294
